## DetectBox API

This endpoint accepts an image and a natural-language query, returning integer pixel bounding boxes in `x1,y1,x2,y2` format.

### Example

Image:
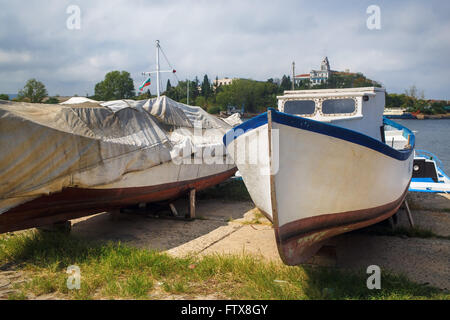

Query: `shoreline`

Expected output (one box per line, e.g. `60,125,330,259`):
384,113,450,120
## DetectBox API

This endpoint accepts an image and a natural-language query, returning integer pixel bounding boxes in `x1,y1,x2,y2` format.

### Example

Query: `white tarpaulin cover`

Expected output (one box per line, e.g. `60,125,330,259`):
223,113,243,127
0,96,232,214
60,97,102,105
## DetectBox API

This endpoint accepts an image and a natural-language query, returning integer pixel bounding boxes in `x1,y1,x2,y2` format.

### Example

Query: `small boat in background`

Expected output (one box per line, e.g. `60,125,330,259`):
224,87,415,265
409,150,450,193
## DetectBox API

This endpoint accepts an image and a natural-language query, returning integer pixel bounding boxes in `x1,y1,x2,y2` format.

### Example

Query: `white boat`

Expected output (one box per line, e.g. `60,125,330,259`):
224,87,415,265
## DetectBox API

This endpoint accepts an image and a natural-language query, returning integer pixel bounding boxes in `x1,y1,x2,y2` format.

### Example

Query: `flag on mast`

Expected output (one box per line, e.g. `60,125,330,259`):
139,77,151,91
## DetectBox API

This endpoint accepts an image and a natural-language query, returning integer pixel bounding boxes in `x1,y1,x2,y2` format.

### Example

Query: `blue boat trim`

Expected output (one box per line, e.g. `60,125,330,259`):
223,112,268,146
411,178,440,183
383,117,415,142
223,109,414,161
408,188,443,193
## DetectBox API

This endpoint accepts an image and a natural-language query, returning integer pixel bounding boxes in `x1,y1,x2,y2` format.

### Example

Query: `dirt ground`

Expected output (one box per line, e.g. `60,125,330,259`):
1,192,449,299
70,192,450,290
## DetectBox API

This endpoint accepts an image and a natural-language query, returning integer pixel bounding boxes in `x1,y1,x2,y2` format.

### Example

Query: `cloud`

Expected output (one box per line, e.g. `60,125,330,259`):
0,49,32,64
0,0,449,99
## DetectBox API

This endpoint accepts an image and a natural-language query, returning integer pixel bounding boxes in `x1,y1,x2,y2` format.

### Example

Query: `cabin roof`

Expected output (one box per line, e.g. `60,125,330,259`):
278,87,385,100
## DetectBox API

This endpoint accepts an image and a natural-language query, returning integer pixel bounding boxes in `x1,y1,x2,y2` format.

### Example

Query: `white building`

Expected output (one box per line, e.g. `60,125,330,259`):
295,57,333,86
213,77,235,87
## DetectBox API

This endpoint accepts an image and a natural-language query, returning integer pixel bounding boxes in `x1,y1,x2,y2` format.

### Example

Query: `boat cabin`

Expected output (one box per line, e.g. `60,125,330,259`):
277,87,386,142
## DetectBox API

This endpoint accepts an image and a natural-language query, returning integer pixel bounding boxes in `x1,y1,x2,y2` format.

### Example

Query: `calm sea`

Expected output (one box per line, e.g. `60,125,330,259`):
395,119,450,174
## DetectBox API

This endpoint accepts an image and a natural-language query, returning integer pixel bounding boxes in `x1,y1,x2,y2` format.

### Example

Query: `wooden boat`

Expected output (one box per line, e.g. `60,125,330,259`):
224,87,415,265
0,162,236,234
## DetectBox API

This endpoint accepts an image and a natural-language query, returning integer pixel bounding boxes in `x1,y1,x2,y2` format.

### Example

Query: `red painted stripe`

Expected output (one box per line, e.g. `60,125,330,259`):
273,185,409,265
0,168,237,233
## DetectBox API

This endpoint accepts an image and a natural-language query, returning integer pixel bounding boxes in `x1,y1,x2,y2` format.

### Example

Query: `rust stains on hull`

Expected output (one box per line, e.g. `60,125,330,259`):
273,187,408,266
0,168,237,234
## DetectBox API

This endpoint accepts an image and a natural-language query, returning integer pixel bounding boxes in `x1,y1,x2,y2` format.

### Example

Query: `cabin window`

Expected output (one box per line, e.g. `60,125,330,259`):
322,99,356,115
284,100,316,115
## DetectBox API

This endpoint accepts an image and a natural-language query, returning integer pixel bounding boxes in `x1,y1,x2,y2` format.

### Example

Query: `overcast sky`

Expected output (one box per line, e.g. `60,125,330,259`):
0,0,449,99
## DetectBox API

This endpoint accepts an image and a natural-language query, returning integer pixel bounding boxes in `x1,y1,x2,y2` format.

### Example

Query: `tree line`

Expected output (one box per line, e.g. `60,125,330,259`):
385,85,449,115
2,72,448,115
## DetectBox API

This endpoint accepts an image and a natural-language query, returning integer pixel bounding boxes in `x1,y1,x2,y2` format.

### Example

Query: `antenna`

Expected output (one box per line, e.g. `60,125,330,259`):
292,61,295,90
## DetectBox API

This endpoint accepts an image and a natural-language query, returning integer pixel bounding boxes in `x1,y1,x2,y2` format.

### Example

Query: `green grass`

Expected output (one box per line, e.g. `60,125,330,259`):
197,179,251,202
0,231,447,300
236,209,272,226
7,291,27,300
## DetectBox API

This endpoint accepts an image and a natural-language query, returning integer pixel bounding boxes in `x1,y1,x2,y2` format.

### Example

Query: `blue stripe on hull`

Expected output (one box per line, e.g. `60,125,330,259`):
223,109,414,161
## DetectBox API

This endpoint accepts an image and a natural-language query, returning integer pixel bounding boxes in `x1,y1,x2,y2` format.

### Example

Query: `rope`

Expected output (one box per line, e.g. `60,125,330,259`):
159,44,180,83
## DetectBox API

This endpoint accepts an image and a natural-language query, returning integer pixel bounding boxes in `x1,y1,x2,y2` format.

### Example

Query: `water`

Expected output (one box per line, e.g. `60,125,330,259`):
394,119,450,174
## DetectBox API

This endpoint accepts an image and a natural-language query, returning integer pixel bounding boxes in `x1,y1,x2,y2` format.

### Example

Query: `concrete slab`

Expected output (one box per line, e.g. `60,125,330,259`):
71,200,255,252
334,234,450,290
397,208,450,237
406,192,450,211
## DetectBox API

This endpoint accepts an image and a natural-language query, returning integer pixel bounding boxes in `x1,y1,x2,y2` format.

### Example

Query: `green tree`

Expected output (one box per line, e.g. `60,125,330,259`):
279,75,292,93
191,76,200,100
94,71,135,101
0,94,9,100
166,79,172,91
18,79,48,103
195,95,207,109
201,74,212,98
135,89,152,100
45,97,60,104
215,79,277,113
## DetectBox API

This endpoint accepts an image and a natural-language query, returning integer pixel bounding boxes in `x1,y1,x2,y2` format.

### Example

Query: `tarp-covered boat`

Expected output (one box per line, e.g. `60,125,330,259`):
0,96,236,233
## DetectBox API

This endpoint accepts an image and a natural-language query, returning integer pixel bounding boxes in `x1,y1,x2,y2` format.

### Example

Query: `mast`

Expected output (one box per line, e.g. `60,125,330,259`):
156,40,160,98
141,40,176,99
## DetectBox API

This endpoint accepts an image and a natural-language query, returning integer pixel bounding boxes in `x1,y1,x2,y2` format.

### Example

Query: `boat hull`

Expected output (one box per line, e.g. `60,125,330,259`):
0,164,236,234
225,110,414,265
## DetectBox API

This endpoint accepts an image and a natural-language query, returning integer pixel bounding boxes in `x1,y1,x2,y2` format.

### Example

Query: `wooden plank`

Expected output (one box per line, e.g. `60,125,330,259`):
169,203,178,217
404,199,415,228
187,189,196,219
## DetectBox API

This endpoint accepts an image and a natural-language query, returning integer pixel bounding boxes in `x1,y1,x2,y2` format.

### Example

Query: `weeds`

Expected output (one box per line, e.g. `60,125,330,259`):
0,231,447,300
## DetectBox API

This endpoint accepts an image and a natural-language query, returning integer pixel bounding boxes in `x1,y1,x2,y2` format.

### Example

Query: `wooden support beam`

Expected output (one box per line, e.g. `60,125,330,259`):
187,189,196,219
403,199,415,228
169,203,178,217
